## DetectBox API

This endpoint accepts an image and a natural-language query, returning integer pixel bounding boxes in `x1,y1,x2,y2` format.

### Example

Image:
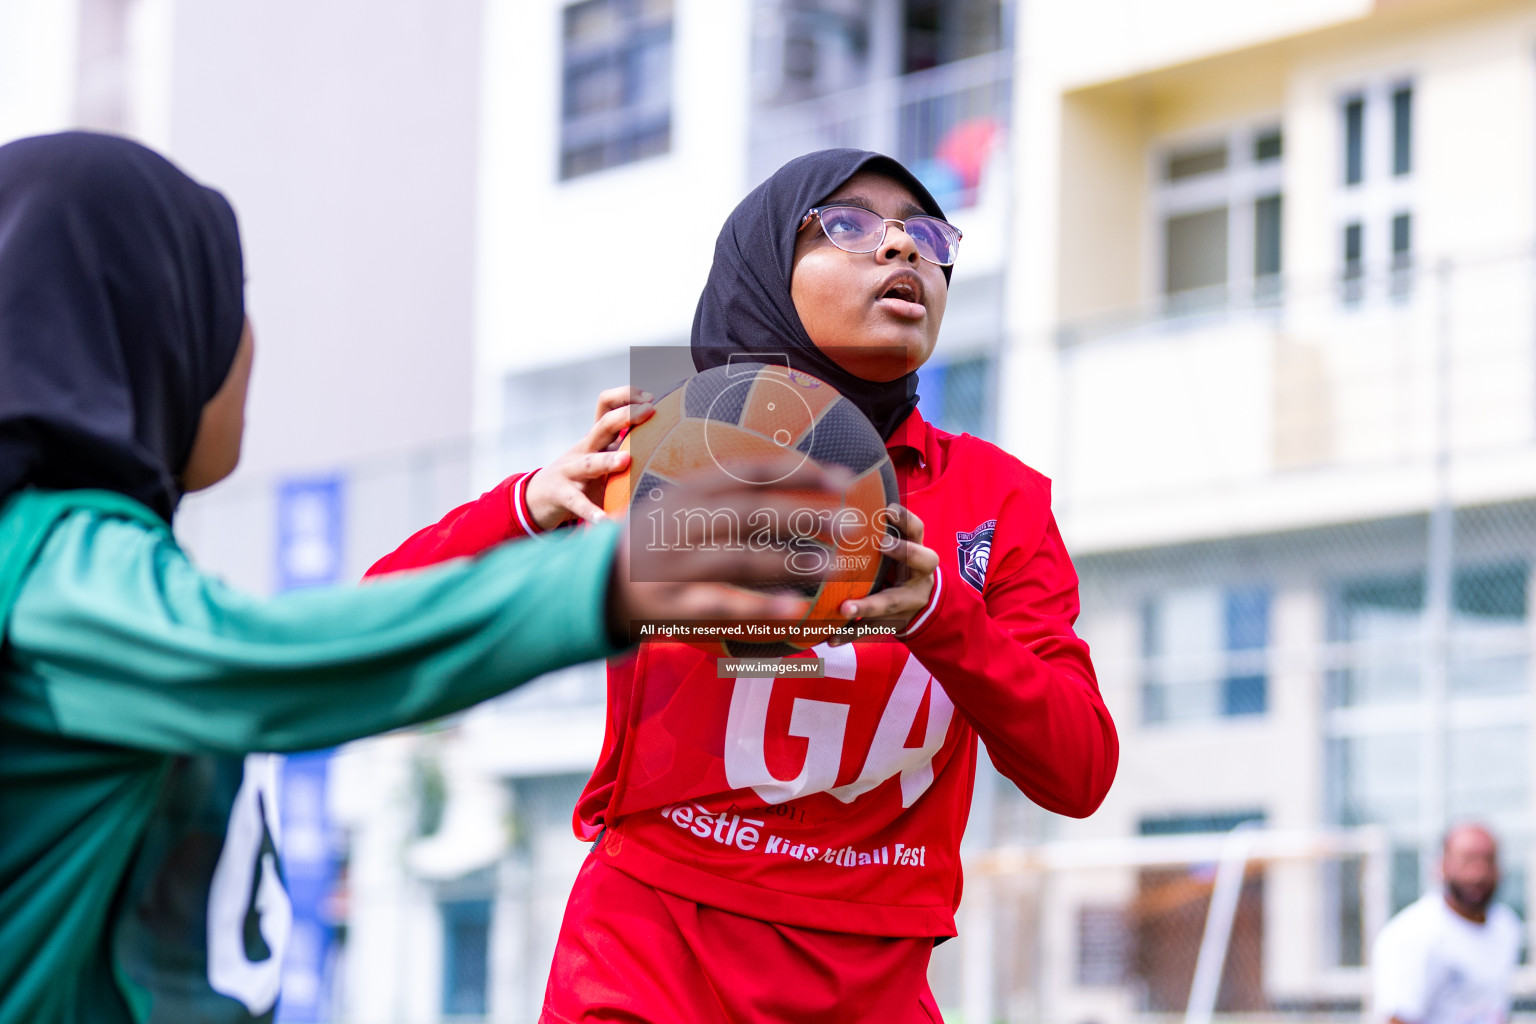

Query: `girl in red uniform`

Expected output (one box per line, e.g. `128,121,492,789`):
370,149,1119,1022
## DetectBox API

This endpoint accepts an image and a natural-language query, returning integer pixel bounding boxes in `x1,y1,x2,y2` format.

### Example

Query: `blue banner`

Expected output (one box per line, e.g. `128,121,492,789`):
275,751,339,1022
275,476,345,591
273,475,345,1020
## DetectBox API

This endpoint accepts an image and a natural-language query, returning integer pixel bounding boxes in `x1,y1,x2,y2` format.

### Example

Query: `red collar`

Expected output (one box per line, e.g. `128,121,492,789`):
885,406,930,471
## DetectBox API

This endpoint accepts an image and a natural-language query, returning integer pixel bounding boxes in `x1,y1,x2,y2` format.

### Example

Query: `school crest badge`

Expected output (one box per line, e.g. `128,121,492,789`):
955,519,996,593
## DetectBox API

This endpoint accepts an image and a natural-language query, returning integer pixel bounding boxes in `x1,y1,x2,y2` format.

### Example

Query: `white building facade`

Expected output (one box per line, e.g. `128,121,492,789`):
1013,0,1536,1020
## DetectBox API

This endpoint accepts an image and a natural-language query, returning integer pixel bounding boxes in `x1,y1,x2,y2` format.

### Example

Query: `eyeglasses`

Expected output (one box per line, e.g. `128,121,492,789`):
798,205,962,267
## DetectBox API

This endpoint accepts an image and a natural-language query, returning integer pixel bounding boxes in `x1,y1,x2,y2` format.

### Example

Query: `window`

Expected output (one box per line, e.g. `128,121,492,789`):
767,0,870,105
1154,125,1284,312
1391,85,1413,176
1142,585,1271,724
1324,732,1424,927
1342,221,1364,304
440,899,490,1018
901,0,1003,75
1165,208,1228,296
757,0,1003,103
1390,213,1411,260
1138,810,1265,836
1328,731,1420,827
1325,561,1530,849
1326,562,1529,707
1390,212,1412,298
1167,143,1227,181
1254,195,1283,296
1223,588,1269,714
750,0,1008,208
1450,562,1528,697
1336,78,1415,304
1328,571,1421,706
1342,96,1365,186
1324,560,1530,937
560,0,674,180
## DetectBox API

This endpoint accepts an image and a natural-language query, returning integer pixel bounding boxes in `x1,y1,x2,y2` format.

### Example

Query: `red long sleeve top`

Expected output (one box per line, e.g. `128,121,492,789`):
367,408,1118,938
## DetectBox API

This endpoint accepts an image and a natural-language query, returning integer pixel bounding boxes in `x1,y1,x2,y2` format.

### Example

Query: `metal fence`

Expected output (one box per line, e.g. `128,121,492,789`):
1051,249,1536,1024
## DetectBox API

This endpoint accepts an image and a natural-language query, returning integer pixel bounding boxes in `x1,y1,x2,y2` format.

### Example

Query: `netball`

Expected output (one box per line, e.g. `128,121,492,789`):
603,360,900,656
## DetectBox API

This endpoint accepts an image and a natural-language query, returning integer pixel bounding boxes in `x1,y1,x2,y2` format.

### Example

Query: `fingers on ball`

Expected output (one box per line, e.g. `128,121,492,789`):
595,385,647,418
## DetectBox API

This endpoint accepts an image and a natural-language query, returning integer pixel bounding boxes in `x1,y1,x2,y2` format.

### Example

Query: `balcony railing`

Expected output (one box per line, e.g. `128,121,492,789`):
1053,249,1536,551
749,50,1013,209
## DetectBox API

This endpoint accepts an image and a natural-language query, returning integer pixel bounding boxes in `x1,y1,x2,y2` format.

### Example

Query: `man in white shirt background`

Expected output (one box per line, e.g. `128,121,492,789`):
1372,823,1524,1024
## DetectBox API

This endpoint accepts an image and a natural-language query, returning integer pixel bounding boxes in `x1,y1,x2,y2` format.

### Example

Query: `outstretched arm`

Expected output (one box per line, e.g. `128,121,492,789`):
5,458,841,756
367,386,653,575
8,510,623,754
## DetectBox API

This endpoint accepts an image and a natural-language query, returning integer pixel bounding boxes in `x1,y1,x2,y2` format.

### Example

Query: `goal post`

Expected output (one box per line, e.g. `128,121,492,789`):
939,827,1391,1024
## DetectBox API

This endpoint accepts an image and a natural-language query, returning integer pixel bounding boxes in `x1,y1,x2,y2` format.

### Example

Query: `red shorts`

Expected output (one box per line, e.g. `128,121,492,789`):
540,857,944,1023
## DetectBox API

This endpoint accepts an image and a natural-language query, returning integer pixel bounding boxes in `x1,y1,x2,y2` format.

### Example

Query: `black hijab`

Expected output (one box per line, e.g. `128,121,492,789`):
0,132,245,521
691,149,950,440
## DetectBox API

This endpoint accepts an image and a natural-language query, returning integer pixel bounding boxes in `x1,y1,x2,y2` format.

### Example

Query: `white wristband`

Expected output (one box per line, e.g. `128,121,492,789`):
899,564,943,638
513,472,539,536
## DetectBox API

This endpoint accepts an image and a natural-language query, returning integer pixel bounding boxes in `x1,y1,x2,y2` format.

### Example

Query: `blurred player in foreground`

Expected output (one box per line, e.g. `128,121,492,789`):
0,132,838,1024
1372,823,1522,1024
370,149,1119,1021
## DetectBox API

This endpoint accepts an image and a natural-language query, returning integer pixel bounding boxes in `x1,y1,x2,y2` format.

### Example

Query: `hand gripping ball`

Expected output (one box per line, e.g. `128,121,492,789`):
603,361,900,657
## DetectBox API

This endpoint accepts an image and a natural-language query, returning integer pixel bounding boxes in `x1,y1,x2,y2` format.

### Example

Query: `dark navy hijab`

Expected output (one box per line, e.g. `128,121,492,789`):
0,132,245,521
691,149,950,440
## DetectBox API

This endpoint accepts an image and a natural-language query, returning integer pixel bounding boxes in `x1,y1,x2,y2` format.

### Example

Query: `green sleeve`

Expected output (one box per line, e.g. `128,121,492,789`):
2,509,621,754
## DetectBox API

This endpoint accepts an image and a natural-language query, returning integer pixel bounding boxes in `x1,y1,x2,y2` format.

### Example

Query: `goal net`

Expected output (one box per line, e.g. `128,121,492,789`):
928,827,1391,1024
